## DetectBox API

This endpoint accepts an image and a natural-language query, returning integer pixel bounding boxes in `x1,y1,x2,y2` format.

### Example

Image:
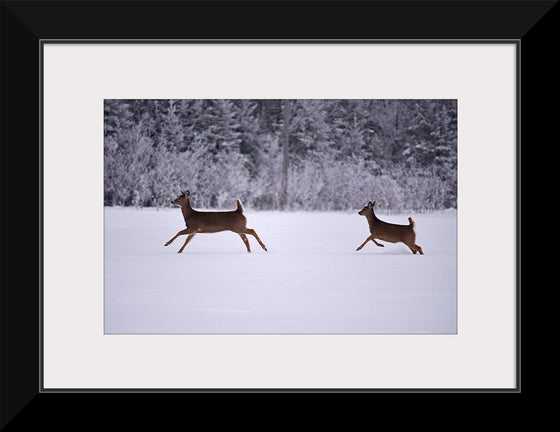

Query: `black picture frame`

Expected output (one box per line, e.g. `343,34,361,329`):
1,0,552,426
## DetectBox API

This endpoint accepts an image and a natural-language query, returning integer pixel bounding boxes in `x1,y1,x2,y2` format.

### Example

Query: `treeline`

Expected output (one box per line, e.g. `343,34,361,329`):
104,99,457,212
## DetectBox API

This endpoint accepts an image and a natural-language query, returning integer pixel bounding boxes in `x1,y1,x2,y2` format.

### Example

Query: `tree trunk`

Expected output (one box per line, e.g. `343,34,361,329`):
280,99,290,209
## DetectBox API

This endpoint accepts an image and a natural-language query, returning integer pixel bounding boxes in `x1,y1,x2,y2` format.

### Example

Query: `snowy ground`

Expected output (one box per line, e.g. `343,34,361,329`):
104,207,457,334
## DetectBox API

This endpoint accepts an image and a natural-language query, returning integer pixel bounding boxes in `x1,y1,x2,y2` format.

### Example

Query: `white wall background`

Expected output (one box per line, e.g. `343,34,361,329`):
43,43,516,389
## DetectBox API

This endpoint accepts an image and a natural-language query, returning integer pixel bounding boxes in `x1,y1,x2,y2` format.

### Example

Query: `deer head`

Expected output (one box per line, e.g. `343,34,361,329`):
171,190,190,207
358,200,375,216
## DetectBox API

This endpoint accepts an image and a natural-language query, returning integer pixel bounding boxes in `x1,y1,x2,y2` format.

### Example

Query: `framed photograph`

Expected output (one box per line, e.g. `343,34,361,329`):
1,0,549,424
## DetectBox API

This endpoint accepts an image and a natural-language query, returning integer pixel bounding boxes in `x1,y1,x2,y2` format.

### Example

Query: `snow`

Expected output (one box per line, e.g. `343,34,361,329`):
104,207,457,334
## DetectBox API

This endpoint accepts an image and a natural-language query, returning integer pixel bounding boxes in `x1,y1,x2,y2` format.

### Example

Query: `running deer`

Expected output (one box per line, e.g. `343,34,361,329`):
356,201,423,255
164,190,267,253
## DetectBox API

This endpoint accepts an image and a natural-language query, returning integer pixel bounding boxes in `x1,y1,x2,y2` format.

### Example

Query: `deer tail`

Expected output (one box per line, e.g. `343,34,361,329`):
236,200,244,213
408,217,415,228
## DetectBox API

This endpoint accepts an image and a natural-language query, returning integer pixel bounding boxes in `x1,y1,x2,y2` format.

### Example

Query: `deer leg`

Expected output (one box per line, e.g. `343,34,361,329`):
243,228,267,251
177,233,196,253
405,242,423,255
372,238,384,247
238,233,251,253
165,228,190,246
356,235,374,251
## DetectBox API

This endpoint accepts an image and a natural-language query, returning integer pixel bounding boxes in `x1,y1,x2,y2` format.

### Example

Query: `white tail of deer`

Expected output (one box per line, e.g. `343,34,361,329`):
356,201,423,255
164,190,267,253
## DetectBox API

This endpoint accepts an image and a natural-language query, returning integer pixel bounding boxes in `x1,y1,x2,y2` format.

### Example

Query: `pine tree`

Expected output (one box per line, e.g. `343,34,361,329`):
291,99,332,159
235,99,261,176
160,99,186,152
196,100,242,154
280,100,291,210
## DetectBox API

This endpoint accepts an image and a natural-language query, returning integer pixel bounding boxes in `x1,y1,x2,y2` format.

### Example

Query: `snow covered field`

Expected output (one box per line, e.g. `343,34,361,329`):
104,207,457,334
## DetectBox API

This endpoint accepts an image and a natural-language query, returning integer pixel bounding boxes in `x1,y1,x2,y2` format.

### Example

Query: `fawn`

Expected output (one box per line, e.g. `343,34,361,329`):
164,190,267,253
356,201,423,254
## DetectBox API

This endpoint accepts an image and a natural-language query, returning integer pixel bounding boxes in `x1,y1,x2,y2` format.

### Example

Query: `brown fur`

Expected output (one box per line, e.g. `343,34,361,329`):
356,201,423,255
164,190,267,253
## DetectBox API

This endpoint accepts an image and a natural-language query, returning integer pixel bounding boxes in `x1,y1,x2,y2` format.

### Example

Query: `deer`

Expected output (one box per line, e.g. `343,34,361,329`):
356,201,423,255
164,190,267,253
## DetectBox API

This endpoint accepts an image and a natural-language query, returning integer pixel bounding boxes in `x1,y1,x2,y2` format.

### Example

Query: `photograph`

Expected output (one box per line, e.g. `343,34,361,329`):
104,98,458,334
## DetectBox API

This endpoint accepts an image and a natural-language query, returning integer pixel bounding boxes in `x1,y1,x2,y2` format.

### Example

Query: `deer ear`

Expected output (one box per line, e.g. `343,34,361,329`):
368,201,373,207
185,190,190,196
371,201,376,207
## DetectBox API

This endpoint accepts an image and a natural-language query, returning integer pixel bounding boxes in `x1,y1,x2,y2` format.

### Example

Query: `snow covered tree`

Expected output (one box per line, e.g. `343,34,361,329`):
160,100,186,152
196,99,242,154
280,99,291,210
235,99,262,176
104,99,457,211
251,133,283,209
290,99,332,159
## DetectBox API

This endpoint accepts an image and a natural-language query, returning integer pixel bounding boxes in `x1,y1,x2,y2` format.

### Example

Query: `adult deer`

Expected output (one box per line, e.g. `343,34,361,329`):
164,190,267,253
356,201,423,255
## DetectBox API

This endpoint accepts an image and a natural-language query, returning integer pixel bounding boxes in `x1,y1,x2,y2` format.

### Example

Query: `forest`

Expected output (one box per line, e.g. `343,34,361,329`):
104,99,457,212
